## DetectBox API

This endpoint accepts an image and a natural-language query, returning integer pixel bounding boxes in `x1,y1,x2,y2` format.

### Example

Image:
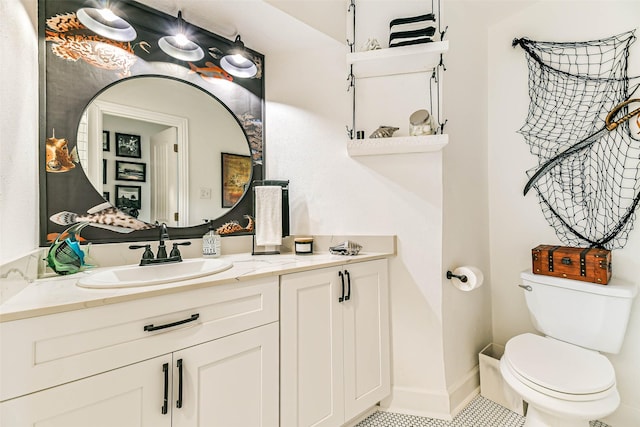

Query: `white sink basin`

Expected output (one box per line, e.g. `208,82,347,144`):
77,258,233,289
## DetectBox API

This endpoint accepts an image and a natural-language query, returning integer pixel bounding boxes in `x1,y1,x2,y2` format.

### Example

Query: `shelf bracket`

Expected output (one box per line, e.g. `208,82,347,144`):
347,0,356,53
439,54,447,72
348,66,356,139
347,0,357,140
440,25,448,42
440,119,448,134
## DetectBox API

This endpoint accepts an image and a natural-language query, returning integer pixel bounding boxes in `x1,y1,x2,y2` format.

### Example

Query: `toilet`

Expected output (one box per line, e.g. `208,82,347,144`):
500,271,637,427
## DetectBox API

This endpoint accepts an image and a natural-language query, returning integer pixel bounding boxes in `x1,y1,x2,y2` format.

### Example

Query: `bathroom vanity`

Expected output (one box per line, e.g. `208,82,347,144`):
0,252,391,427
281,260,390,427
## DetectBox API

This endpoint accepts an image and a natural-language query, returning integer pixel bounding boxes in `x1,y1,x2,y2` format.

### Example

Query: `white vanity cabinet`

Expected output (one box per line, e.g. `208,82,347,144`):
0,277,279,427
172,322,279,427
1,354,172,427
280,259,390,427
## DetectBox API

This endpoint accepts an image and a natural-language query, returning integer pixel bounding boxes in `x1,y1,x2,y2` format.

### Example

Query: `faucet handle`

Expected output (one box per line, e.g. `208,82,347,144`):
170,241,192,258
129,244,154,260
157,244,168,260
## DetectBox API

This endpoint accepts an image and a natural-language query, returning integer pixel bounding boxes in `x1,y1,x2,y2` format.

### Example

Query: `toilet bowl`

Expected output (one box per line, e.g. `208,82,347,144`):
500,271,637,427
500,333,619,427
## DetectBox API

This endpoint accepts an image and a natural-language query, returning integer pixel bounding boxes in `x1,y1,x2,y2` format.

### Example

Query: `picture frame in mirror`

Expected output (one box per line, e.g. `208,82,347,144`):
103,130,110,151
116,160,146,182
115,132,141,158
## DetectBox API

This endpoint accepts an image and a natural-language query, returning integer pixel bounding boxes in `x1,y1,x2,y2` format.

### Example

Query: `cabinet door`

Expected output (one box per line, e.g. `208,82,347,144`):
172,322,279,427
280,267,345,427
342,259,391,422
0,355,172,427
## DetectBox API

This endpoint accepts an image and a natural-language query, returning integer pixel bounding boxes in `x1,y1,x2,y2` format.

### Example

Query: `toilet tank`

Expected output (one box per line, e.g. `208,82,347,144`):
520,270,637,354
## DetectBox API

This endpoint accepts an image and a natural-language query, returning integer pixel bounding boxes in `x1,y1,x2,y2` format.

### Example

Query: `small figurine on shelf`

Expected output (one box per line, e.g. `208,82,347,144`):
369,126,399,138
362,38,382,51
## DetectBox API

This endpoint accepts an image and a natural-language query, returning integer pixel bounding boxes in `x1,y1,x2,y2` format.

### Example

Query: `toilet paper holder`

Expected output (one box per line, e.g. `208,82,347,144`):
446,270,468,283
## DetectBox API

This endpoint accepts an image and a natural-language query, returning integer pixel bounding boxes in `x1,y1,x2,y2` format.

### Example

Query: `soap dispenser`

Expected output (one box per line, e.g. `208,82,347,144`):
202,220,221,258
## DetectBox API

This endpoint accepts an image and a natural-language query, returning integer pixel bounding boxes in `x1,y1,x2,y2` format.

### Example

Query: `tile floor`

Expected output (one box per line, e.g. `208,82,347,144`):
354,395,612,427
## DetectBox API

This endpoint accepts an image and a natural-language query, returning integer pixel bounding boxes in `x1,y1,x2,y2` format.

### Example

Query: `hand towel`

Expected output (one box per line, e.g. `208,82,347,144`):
255,186,282,246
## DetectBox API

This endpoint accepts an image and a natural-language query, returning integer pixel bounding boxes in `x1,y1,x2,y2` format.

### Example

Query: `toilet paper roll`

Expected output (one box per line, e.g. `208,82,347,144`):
451,266,484,291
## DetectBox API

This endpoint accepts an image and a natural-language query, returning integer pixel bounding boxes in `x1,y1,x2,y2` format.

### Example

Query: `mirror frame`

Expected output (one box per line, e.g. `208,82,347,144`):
39,0,265,246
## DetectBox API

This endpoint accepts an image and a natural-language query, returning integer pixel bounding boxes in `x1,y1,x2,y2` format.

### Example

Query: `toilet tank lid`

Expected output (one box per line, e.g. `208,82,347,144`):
521,270,637,298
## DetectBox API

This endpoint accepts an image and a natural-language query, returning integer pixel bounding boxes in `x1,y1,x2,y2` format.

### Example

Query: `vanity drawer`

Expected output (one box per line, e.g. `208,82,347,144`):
0,276,278,402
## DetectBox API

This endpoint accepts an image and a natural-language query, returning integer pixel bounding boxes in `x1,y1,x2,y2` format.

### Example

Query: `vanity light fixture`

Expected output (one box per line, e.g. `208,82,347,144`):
76,7,137,42
158,11,204,62
220,35,258,78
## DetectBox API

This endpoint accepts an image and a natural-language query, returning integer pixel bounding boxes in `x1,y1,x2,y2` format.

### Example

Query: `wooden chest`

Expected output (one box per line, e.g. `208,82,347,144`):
531,245,612,284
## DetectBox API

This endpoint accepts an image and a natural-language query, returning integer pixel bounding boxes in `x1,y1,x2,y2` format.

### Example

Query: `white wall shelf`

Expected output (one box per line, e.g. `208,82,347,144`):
347,41,449,78
347,134,448,156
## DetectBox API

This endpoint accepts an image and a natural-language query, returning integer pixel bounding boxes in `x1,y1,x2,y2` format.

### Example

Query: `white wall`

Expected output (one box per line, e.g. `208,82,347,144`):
0,0,39,263
264,1,488,417
487,1,640,424
442,2,494,411
266,40,452,416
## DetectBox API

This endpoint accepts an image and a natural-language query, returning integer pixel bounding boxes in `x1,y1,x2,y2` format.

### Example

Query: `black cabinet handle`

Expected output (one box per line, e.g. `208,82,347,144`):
176,359,183,409
344,270,351,301
162,363,169,415
338,271,345,302
144,313,200,332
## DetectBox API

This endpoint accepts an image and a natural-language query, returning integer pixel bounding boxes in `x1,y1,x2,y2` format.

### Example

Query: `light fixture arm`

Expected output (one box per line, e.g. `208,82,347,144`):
157,9,204,61
177,11,185,35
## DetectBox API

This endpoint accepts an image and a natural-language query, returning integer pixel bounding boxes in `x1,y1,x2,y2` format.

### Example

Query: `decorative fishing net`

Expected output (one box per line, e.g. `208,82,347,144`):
513,31,640,249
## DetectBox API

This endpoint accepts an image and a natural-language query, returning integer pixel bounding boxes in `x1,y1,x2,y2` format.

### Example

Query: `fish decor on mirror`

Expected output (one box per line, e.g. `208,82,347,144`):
216,215,255,235
369,126,399,138
513,31,640,250
239,113,264,162
45,130,79,173
188,61,233,82
49,202,154,234
208,46,224,59
45,12,150,78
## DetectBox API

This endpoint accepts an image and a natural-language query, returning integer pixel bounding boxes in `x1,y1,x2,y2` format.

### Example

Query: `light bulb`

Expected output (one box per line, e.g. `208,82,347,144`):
97,8,118,22
174,33,189,47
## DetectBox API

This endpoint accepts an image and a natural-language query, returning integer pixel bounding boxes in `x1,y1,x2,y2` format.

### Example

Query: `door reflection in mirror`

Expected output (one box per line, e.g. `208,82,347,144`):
78,77,252,227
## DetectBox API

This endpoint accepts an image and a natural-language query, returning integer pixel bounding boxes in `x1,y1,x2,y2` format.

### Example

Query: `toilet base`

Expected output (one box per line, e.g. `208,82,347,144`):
524,405,589,427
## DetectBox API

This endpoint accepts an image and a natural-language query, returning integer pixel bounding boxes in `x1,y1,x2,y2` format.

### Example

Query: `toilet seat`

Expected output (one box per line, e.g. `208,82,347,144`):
503,333,616,402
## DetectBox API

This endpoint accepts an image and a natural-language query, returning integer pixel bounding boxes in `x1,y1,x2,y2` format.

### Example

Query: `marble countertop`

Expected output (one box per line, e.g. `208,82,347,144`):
0,252,391,322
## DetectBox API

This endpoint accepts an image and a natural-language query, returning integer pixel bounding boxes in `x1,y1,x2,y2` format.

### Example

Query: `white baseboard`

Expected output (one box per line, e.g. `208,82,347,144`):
380,366,481,421
448,365,480,417
380,385,453,420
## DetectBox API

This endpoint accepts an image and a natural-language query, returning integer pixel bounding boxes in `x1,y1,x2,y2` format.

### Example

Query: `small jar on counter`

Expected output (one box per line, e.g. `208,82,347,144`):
294,237,314,255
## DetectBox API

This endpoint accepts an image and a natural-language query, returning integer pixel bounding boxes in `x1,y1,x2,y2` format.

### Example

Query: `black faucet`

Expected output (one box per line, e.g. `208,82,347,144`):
157,223,170,259
129,223,191,266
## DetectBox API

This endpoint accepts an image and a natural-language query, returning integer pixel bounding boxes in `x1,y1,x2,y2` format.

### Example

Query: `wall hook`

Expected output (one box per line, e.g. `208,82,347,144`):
446,270,468,282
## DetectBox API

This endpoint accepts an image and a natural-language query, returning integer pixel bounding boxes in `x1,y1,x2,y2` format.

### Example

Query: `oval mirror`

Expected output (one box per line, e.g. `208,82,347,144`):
78,76,252,227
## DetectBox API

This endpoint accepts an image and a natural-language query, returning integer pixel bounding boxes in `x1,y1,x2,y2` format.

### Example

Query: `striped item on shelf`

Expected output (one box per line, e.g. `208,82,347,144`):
389,13,436,48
